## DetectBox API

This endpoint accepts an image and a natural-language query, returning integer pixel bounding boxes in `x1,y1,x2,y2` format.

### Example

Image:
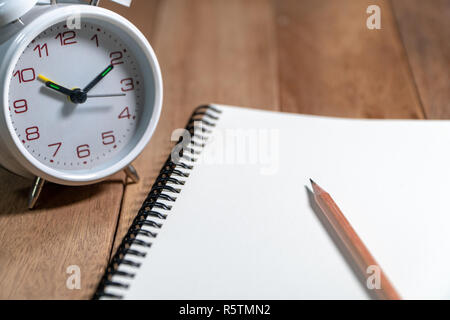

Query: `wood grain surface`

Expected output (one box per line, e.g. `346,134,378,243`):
0,0,447,299
391,0,450,119
275,0,424,118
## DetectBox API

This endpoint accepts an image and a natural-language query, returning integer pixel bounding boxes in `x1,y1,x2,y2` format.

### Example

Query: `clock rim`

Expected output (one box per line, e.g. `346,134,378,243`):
0,5,163,185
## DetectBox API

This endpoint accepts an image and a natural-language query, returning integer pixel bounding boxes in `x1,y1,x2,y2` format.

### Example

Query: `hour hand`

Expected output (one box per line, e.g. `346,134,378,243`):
38,75,74,97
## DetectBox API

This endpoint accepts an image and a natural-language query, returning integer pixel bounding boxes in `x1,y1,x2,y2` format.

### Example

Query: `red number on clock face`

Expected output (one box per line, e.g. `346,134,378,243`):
76,144,90,158
13,99,28,114
118,107,131,119
34,43,49,58
91,34,99,47
102,131,116,145
110,51,124,65
55,31,77,46
48,142,62,157
120,78,134,92
25,126,40,141
13,68,35,83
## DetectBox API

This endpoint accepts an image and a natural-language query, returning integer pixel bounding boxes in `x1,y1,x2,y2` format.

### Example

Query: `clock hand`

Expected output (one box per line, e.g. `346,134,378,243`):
83,64,114,93
86,93,126,98
38,74,88,104
37,75,75,97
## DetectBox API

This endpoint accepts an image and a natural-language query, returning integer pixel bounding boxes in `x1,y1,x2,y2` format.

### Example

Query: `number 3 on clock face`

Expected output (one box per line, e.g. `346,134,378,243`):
0,5,162,187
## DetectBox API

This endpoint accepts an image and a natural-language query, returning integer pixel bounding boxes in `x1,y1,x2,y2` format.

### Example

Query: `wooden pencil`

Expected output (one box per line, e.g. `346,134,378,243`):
310,179,401,300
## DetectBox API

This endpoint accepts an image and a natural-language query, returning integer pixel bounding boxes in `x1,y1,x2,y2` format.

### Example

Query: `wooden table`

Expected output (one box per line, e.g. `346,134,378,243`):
0,0,448,299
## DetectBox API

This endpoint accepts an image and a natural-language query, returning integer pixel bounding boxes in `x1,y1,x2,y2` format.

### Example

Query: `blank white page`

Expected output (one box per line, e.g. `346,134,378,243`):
108,105,450,299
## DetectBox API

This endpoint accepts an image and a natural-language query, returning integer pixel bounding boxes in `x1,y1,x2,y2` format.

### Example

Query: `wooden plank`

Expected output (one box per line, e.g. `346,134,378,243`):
391,0,450,119
108,0,280,257
275,0,424,118
0,168,124,299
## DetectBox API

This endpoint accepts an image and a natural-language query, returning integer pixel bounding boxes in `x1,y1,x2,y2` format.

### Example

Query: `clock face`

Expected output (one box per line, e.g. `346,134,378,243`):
7,20,146,172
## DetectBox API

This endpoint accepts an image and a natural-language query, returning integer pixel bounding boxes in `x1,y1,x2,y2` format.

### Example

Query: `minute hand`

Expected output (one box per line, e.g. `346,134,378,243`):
83,64,114,93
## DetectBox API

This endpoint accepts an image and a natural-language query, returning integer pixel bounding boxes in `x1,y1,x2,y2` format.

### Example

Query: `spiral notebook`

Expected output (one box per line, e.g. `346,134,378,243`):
95,104,450,300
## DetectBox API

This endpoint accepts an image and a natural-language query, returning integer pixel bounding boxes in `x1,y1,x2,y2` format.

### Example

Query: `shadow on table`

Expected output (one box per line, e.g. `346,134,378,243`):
0,167,124,216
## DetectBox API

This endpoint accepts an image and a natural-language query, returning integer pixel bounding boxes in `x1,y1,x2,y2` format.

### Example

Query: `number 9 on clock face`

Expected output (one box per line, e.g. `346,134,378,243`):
1,5,162,185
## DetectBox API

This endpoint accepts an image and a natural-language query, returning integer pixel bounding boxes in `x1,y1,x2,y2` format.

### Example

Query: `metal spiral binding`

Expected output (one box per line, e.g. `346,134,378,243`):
93,105,222,299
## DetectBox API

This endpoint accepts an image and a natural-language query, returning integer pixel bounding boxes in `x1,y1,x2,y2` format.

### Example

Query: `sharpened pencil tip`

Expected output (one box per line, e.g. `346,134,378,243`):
309,179,325,194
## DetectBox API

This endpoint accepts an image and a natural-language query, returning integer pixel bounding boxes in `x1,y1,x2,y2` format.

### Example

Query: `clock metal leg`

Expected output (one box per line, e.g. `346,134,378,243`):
90,0,100,6
124,164,140,184
28,177,45,209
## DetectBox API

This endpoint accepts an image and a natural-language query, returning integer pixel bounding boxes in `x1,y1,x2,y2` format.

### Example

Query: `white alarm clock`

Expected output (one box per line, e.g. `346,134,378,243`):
0,0,162,208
